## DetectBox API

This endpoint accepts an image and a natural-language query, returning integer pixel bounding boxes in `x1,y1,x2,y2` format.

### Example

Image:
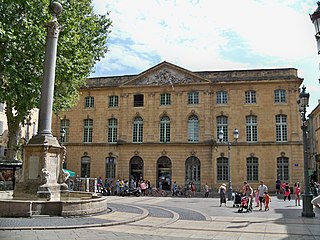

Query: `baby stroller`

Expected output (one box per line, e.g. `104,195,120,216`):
238,196,252,213
233,192,242,207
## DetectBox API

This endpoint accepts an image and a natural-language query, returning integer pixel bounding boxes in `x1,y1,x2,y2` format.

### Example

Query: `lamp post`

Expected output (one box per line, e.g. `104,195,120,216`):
219,128,239,201
310,2,320,55
298,86,315,218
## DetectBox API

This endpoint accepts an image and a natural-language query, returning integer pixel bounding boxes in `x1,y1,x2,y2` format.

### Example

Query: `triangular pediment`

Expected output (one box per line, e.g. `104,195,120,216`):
120,61,210,87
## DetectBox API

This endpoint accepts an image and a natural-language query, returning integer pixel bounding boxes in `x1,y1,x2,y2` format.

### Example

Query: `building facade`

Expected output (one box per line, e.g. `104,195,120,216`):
309,101,320,183
52,61,305,191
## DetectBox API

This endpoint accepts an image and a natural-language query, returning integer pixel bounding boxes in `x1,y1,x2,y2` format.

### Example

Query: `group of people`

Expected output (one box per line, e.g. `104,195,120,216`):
218,181,271,211
276,180,302,206
96,177,152,196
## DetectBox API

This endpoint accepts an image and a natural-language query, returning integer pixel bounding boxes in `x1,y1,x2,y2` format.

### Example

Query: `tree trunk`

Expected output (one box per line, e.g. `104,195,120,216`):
5,107,22,160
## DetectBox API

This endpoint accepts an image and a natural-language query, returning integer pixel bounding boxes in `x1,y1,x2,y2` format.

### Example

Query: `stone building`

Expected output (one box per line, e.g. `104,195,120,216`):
52,61,305,191
309,101,320,183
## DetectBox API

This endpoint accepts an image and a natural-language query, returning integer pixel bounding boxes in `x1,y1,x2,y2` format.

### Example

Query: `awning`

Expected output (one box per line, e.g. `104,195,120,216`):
63,169,76,177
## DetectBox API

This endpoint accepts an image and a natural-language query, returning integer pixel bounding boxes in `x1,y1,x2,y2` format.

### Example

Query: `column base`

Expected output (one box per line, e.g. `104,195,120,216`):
301,193,315,218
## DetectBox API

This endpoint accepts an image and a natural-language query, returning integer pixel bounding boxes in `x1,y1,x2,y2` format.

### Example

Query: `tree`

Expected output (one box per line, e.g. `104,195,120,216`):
0,0,112,159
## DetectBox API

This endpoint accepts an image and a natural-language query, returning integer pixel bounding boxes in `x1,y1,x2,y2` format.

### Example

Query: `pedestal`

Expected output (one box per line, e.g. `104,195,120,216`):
13,135,67,201
302,193,315,218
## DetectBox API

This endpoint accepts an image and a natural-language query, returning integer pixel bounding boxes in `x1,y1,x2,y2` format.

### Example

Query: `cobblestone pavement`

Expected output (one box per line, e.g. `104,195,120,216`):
1,194,320,240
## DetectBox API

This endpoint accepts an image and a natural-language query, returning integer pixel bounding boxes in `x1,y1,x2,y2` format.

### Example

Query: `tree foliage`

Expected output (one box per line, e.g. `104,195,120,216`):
0,0,112,159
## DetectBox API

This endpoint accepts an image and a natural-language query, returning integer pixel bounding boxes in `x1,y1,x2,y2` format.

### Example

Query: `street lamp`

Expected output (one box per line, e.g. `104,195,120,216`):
310,2,320,54
297,86,315,218
219,128,239,201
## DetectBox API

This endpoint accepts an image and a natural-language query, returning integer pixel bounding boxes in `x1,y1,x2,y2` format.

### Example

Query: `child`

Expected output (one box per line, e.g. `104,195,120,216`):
294,182,301,206
264,192,271,211
254,188,259,207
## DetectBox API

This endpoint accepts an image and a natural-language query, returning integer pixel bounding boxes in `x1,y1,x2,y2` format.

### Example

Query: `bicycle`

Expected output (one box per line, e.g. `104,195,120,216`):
151,188,169,197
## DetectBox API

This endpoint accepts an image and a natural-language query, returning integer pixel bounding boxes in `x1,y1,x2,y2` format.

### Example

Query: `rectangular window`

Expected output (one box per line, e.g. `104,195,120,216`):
109,95,119,107
160,117,170,143
133,117,143,143
160,93,171,105
277,157,289,181
217,157,229,181
276,115,288,142
85,96,94,108
105,157,116,179
83,119,93,143
108,118,118,143
217,116,228,142
245,91,256,104
188,116,199,142
247,157,259,181
216,91,228,104
188,92,199,105
246,116,258,142
60,119,70,143
274,89,286,103
134,94,144,107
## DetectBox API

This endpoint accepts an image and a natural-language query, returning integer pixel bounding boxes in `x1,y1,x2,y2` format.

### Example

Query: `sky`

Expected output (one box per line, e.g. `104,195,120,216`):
91,0,320,112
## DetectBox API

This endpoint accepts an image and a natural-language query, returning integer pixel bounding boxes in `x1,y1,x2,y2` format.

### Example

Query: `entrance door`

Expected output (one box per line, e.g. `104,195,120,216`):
185,156,201,191
130,156,144,182
157,157,172,190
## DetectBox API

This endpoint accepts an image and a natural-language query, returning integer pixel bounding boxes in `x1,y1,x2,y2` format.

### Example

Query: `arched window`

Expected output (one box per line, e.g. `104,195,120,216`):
160,116,170,143
185,156,201,191
133,117,143,143
188,115,199,142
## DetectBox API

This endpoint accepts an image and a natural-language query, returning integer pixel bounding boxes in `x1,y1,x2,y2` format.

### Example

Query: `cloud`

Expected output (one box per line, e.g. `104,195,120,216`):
91,0,320,110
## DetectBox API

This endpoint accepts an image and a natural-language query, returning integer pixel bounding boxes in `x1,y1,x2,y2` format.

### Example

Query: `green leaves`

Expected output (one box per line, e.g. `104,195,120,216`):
0,0,112,158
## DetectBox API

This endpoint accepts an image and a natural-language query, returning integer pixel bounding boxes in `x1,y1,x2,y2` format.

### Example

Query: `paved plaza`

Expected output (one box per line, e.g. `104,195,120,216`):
0,192,320,240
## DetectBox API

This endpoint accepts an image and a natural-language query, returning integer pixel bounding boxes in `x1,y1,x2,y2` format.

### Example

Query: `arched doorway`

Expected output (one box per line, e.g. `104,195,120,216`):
185,156,201,191
157,157,172,190
129,156,144,182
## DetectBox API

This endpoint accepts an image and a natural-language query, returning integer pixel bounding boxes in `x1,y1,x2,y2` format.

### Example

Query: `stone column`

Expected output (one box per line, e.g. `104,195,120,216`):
13,1,67,201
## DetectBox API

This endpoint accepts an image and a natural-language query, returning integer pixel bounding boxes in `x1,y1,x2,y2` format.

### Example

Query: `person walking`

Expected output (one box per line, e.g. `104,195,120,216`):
258,180,268,211
204,183,209,198
172,181,178,197
294,182,301,206
254,188,260,207
276,178,281,195
283,182,291,201
218,183,227,207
